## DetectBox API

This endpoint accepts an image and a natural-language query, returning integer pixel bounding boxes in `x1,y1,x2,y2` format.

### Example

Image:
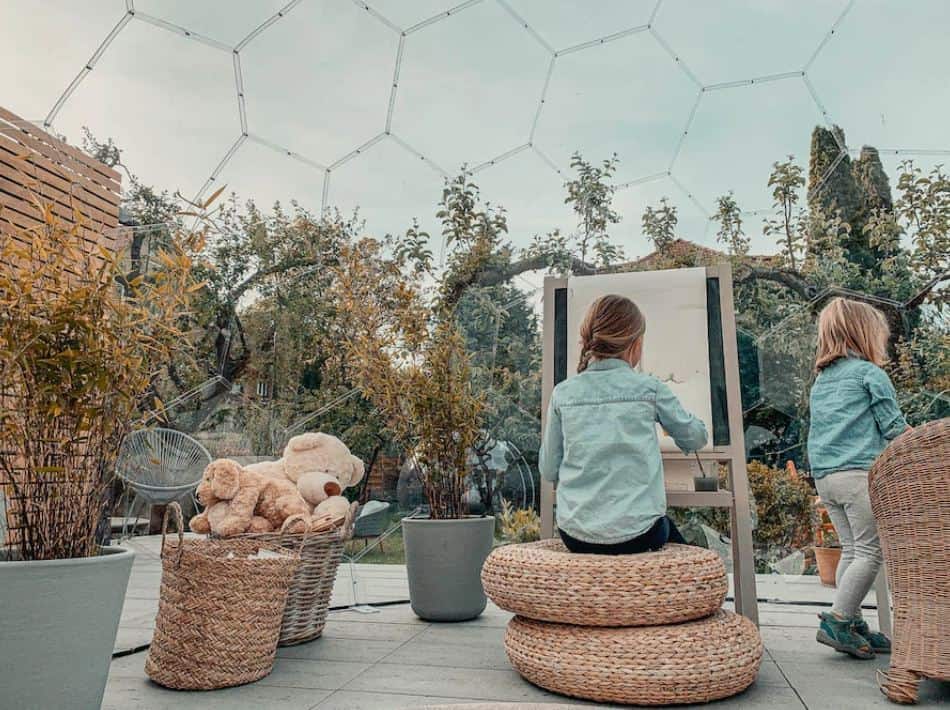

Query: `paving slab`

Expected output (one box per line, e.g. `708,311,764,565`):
343,663,566,704
102,676,329,710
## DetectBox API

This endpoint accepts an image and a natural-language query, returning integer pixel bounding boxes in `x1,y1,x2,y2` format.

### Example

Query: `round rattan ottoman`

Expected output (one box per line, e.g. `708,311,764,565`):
505,610,763,706
482,540,726,626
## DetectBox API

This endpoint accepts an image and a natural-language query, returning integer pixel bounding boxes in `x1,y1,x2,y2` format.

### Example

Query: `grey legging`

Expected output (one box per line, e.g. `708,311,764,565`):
815,469,883,619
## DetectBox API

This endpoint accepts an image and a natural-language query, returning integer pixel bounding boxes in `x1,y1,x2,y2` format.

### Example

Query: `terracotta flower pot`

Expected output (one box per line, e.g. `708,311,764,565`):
814,545,841,587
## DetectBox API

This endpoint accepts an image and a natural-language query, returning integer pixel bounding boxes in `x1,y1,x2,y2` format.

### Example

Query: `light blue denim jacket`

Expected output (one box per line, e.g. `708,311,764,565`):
807,356,908,479
539,358,708,544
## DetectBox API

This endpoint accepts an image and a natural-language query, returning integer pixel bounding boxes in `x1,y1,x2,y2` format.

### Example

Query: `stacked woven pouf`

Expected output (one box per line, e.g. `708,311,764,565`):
482,540,762,706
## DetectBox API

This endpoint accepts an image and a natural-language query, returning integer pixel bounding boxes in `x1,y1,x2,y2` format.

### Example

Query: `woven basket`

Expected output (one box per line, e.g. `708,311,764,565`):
506,610,762,706
482,540,726,626
234,501,359,646
869,418,950,704
145,504,303,690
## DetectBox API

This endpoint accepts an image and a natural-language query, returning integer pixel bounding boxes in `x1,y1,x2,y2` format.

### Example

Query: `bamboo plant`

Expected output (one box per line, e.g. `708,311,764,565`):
0,204,198,560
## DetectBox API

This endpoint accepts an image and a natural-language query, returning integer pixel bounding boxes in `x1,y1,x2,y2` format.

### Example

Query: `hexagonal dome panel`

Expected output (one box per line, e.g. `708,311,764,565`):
655,0,849,85
241,0,398,166
475,148,573,251
0,0,124,122
392,1,551,172
54,19,238,198
611,174,710,257
755,306,816,418
328,136,445,245
808,1,950,153
211,138,325,214
534,32,697,183
673,77,824,244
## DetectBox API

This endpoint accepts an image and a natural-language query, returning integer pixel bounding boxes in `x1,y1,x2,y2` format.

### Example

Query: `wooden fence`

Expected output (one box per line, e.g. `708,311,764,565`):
0,105,121,249
1,105,122,546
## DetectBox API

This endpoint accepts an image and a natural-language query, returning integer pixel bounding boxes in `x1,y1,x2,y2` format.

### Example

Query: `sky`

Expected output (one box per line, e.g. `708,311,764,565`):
2,0,949,263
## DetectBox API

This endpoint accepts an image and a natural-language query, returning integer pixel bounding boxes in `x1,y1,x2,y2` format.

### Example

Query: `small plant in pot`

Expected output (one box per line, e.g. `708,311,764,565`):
333,177,509,621
812,500,841,587
0,209,197,708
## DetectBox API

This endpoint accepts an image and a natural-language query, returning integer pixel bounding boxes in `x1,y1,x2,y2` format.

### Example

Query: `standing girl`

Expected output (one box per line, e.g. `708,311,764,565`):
539,294,707,555
809,297,908,659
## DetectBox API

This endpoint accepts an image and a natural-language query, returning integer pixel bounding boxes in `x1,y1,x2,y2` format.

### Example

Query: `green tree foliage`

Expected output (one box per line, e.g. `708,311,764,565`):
764,156,807,270
715,192,748,257
564,152,623,267
641,197,679,255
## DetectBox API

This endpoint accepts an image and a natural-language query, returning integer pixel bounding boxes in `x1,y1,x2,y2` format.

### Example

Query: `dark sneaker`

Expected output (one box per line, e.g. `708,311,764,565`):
816,611,875,659
851,617,891,654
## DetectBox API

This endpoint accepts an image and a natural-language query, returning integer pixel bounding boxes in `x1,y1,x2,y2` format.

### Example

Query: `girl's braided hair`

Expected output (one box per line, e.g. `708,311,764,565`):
577,294,646,372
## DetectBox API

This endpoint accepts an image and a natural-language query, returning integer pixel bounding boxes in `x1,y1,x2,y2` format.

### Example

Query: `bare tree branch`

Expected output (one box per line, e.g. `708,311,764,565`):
905,270,949,309
736,266,817,300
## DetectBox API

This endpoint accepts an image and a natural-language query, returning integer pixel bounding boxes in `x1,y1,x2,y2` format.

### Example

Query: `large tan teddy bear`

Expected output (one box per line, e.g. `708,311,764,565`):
188,459,271,537
281,433,365,528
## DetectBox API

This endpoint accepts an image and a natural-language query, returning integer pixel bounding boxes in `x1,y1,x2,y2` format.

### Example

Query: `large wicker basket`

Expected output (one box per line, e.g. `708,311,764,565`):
869,418,950,704
235,501,359,646
145,504,303,690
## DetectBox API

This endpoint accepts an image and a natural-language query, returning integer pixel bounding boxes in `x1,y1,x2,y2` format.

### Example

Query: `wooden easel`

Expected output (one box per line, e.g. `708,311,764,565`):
540,264,759,625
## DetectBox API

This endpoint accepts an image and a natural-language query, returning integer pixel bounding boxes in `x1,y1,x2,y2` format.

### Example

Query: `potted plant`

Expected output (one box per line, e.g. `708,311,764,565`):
0,212,196,708
332,178,509,621
813,499,841,587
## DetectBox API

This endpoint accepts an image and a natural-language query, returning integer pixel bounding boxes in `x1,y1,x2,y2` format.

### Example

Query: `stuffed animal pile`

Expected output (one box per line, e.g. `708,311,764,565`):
189,432,365,537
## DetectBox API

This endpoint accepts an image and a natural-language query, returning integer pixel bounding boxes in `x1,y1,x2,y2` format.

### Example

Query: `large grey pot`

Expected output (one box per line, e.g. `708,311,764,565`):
0,545,134,710
402,516,495,622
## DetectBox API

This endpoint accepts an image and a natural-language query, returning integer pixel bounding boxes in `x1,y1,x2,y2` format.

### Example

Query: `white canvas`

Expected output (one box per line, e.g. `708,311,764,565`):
566,268,713,452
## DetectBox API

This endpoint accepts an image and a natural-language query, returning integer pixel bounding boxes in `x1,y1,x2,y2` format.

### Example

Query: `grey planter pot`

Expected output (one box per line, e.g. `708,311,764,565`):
0,545,134,709
402,516,495,622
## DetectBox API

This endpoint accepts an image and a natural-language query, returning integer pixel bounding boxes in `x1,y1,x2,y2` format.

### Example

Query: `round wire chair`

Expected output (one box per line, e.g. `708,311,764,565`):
115,428,212,538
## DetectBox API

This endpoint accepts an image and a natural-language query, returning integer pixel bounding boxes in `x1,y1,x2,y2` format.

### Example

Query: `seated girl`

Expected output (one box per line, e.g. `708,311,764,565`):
539,294,708,555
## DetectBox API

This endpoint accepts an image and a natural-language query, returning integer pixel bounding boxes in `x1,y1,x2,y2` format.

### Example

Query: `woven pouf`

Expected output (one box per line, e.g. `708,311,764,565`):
506,610,763,706
482,540,726,626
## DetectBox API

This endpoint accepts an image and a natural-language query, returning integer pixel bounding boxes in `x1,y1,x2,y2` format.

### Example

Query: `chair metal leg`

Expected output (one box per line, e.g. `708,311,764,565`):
120,490,137,541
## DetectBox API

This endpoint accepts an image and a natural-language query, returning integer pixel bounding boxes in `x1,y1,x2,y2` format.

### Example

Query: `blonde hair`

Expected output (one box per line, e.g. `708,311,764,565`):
577,294,646,372
815,297,890,372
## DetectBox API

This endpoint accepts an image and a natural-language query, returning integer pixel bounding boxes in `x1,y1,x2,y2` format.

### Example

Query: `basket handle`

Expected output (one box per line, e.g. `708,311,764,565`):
278,513,310,555
339,501,359,542
161,502,185,567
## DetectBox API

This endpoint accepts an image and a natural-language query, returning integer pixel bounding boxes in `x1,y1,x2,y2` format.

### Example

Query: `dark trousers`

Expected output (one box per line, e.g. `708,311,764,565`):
559,515,687,555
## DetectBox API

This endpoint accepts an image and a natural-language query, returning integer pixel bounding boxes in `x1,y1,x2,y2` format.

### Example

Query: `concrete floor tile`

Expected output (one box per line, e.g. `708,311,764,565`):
312,690,478,709
344,664,563,703
330,605,428,626
113,626,154,654
278,637,404,664
322,619,429,643
102,675,329,710
260,657,372,691
699,683,805,709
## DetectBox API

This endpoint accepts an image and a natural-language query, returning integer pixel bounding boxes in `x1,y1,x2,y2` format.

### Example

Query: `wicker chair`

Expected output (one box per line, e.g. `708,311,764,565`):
869,418,949,704
115,428,211,538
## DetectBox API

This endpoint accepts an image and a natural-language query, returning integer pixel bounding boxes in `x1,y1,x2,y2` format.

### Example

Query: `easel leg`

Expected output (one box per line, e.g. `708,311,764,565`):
540,479,555,540
730,484,759,626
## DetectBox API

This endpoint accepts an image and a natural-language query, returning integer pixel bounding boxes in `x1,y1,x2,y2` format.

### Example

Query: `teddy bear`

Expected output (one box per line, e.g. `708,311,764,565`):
244,460,312,534
188,459,271,537
280,432,365,528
